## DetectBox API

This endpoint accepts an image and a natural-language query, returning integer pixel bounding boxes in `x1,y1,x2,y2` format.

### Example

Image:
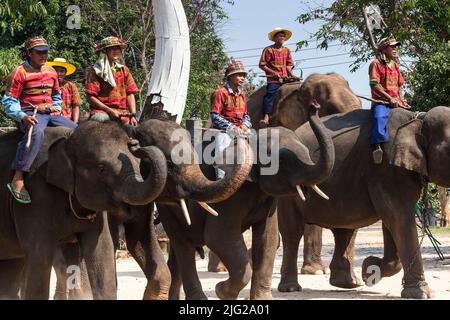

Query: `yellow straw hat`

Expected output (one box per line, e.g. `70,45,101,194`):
46,58,76,76
268,27,292,41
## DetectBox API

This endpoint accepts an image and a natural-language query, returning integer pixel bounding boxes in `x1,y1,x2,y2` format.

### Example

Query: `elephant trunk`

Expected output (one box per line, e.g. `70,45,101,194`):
114,145,167,206
285,102,335,186
178,138,253,203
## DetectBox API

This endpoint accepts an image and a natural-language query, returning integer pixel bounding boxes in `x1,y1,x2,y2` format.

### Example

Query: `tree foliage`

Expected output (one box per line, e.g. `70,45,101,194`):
296,0,450,110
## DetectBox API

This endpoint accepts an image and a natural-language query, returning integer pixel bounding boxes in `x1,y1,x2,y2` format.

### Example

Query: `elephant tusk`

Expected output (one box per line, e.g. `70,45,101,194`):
198,202,219,216
179,199,191,225
296,185,306,202
312,185,329,200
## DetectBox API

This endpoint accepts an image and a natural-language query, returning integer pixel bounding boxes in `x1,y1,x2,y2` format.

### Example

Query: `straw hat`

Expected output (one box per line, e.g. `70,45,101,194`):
377,38,401,52
46,58,76,76
224,59,247,79
268,27,292,41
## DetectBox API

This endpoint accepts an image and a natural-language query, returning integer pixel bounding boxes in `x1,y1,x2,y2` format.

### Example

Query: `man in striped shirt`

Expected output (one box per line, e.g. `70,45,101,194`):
210,59,252,179
1,36,77,203
259,27,299,127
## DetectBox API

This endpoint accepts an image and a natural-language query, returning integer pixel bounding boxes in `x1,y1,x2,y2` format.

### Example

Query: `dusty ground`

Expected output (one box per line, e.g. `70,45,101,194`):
50,222,450,300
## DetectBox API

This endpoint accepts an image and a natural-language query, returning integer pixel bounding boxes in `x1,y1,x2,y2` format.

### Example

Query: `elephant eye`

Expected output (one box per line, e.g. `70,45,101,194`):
98,163,106,173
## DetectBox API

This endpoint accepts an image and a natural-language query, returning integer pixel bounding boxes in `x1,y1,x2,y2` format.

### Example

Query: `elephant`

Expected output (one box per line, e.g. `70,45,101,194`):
50,117,255,300
0,120,168,299
153,103,335,300
279,106,450,299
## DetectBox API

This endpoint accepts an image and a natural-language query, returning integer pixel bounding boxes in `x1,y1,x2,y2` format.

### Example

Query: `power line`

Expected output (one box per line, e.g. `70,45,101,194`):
247,60,354,70
236,51,350,61
226,41,343,54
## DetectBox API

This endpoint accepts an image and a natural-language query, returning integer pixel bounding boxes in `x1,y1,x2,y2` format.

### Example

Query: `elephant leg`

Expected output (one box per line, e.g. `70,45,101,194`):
78,211,117,300
302,224,329,275
206,229,252,300
0,259,24,299
21,246,55,299
124,207,171,300
249,208,278,300
369,183,431,299
362,223,402,285
53,245,69,300
278,200,304,292
168,245,182,300
60,242,92,300
208,250,227,273
329,228,362,289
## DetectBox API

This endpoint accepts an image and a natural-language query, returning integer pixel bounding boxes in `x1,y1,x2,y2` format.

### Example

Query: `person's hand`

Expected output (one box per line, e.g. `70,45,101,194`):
129,116,138,126
108,108,121,119
389,97,400,108
22,115,38,129
230,126,242,135
241,124,249,132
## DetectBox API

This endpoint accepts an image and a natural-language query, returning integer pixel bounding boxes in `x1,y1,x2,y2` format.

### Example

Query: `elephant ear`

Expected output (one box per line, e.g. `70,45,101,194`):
46,137,74,194
390,119,428,176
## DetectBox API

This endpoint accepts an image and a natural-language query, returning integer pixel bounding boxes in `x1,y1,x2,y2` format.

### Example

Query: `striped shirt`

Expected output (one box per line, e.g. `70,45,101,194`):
85,65,139,115
369,59,405,100
259,45,294,83
210,84,252,130
60,81,81,119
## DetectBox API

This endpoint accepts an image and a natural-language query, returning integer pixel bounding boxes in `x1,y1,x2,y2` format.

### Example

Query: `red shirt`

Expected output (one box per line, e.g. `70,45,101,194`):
210,86,248,127
259,45,294,83
5,63,60,111
85,65,139,114
369,59,404,100
60,81,81,119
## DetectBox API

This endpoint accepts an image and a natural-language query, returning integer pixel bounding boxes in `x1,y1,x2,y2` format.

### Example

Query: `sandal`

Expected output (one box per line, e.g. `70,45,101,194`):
6,183,32,204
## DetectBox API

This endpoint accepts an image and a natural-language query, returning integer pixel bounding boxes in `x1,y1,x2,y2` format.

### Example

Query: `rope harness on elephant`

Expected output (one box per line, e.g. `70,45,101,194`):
68,193,97,222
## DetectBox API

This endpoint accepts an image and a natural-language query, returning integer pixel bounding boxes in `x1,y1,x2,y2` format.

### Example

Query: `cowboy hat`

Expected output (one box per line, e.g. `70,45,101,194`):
268,27,292,42
93,36,127,52
45,58,76,76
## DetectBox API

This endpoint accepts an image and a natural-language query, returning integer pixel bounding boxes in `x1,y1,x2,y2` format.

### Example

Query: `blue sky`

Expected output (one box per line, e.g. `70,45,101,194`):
219,0,372,109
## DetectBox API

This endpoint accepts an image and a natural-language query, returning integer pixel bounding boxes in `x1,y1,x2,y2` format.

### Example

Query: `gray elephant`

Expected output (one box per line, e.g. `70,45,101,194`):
279,106,450,299
153,104,334,299
0,120,167,299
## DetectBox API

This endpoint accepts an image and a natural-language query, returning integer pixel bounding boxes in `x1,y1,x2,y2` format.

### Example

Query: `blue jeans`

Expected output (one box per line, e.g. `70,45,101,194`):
12,112,77,172
371,104,391,145
262,83,281,114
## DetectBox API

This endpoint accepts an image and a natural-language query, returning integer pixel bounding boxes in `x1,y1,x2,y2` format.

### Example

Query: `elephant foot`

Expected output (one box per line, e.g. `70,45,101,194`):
53,290,68,300
143,283,169,300
362,256,403,285
278,280,302,292
330,269,362,289
401,281,432,299
250,291,273,300
215,281,239,300
301,261,329,275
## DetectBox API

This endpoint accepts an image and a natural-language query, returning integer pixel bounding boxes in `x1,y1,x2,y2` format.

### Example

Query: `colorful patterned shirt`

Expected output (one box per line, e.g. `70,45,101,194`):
369,58,405,100
210,83,251,130
2,61,61,121
85,65,139,115
259,45,294,83
59,81,81,119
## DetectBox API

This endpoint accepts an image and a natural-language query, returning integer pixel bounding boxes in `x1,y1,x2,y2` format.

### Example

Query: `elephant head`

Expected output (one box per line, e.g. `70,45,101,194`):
132,119,253,204
46,121,167,213
248,73,361,130
390,106,450,187
258,101,335,197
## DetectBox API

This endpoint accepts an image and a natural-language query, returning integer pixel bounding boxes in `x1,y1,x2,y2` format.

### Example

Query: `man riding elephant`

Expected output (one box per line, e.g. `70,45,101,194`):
369,37,408,164
259,27,300,127
1,36,77,204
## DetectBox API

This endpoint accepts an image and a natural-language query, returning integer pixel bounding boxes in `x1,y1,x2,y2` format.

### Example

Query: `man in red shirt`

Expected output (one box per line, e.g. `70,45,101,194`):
259,27,299,127
85,36,139,126
210,59,252,178
369,38,407,164
46,57,81,123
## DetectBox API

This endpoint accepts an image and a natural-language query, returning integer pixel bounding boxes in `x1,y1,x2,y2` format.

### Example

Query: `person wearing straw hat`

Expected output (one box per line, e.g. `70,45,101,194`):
259,27,298,127
1,36,77,204
85,36,139,126
369,37,407,164
46,57,81,123
210,59,252,179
